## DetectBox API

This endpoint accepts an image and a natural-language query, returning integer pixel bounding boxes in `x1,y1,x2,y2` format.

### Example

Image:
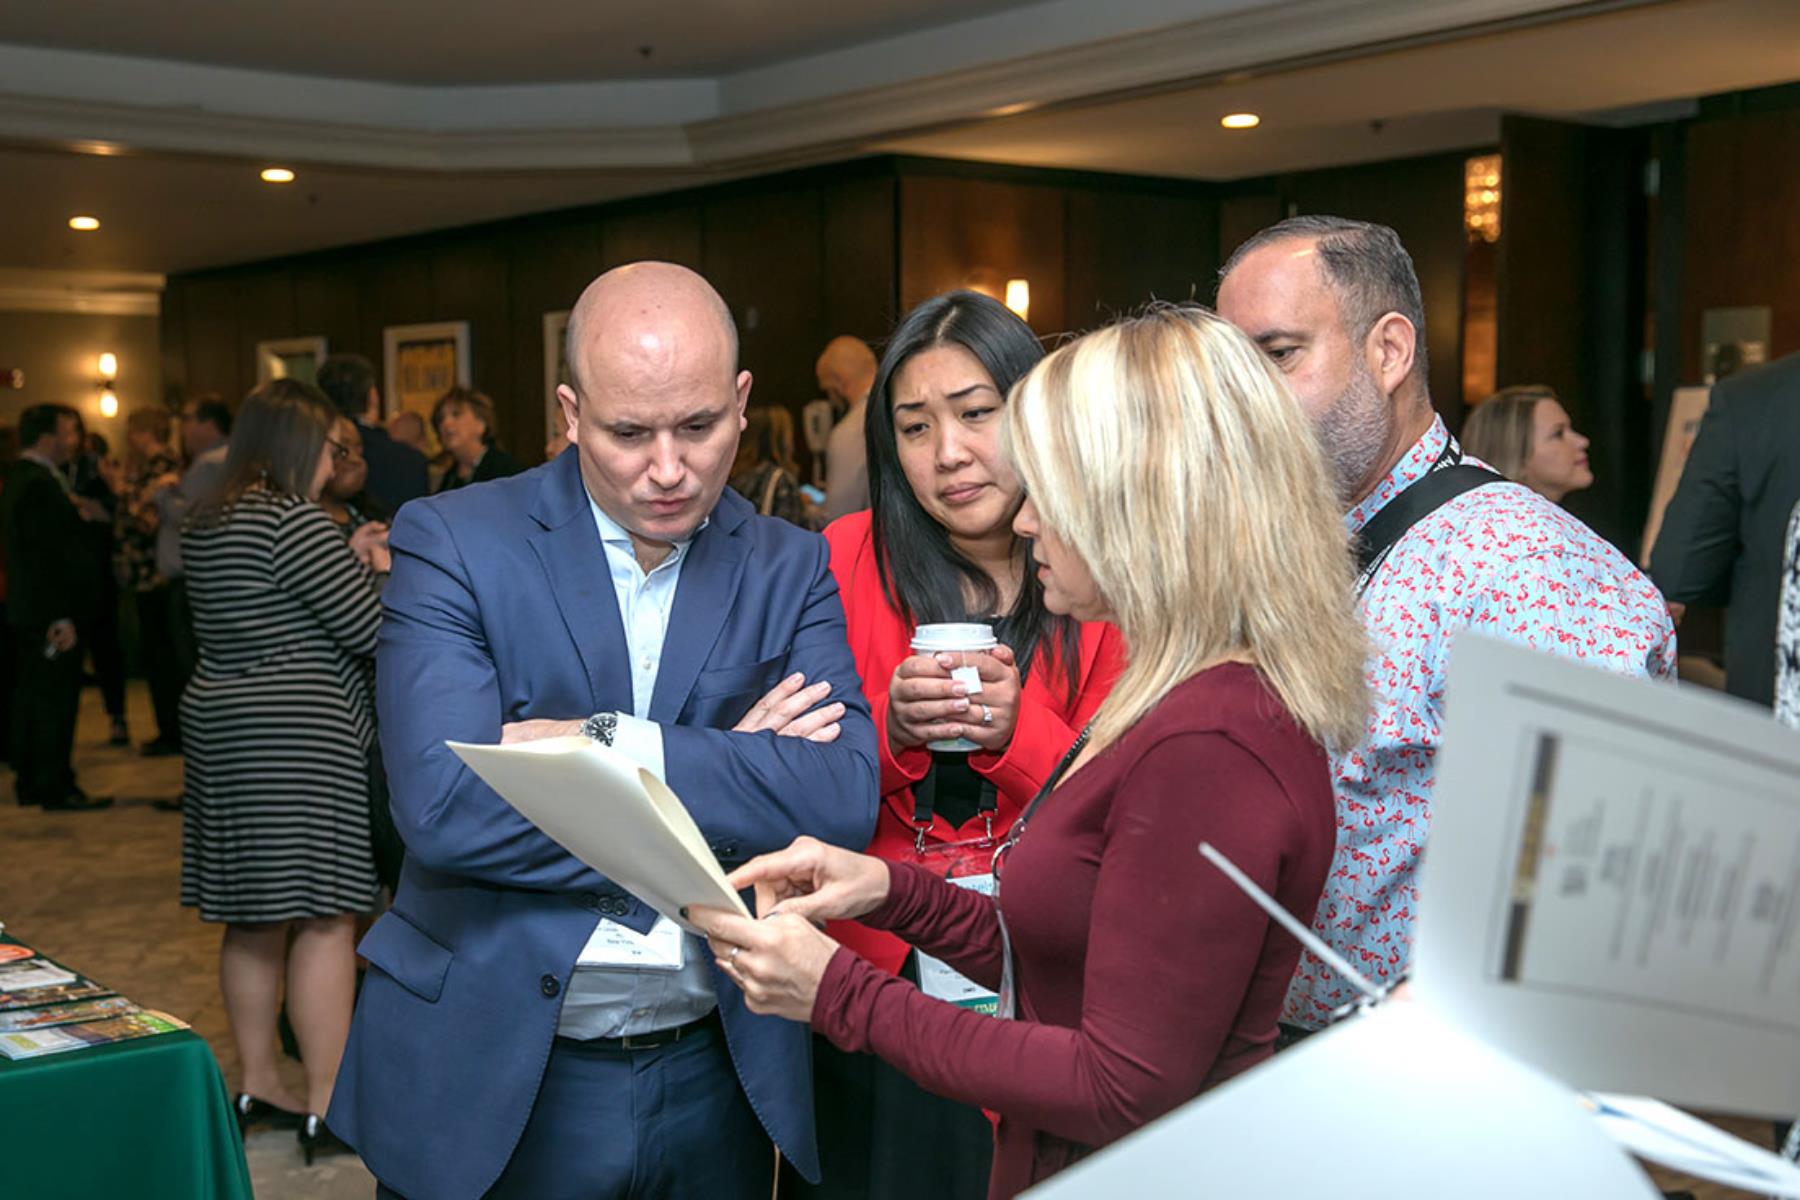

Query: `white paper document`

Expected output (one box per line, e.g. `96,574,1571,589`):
1417,634,1800,1117
1585,1093,1800,1197
1025,1004,1659,1198
447,736,750,935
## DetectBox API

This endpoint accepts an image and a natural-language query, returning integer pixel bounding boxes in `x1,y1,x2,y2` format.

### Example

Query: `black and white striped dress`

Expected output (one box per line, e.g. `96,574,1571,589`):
178,488,382,923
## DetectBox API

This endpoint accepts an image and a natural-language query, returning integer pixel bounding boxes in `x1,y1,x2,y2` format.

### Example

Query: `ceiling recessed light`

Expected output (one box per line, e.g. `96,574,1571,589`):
1221,113,1261,130
68,215,100,231
260,167,296,184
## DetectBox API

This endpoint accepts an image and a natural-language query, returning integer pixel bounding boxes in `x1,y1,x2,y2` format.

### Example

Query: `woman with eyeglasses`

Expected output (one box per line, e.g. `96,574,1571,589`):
693,305,1367,1198
179,377,384,1163
320,415,392,573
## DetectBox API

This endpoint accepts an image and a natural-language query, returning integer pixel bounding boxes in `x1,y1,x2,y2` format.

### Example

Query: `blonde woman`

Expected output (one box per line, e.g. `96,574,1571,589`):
693,305,1366,1199
1461,384,1593,504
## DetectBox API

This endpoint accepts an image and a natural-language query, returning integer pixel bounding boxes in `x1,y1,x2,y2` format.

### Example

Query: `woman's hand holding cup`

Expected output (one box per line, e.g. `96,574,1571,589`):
888,645,1021,756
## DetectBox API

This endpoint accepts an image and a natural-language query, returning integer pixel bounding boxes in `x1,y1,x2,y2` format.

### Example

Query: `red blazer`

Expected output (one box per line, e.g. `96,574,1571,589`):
824,510,1124,975
811,664,1339,1199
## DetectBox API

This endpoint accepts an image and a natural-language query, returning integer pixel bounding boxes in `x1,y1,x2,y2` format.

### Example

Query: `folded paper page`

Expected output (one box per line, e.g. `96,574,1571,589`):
1025,1004,1658,1199
447,737,749,934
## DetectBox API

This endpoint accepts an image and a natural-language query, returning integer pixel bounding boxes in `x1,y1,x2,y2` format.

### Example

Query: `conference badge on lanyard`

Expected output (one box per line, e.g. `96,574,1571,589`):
911,833,1002,1015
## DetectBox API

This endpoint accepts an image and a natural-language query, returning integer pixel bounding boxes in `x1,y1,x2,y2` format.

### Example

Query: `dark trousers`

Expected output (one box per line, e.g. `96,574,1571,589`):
11,630,83,804
87,582,126,721
135,585,182,745
782,1031,992,1200
374,1020,770,1200
169,577,198,694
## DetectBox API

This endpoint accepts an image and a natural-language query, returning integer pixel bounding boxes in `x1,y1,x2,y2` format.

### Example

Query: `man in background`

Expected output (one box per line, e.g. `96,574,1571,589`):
3,404,108,810
386,410,429,456
1651,351,1800,707
816,335,877,521
151,394,233,809
1217,215,1673,1032
317,354,429,514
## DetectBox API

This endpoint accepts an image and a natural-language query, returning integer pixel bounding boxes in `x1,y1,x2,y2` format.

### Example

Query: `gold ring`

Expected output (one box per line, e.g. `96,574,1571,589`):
729,946,742,964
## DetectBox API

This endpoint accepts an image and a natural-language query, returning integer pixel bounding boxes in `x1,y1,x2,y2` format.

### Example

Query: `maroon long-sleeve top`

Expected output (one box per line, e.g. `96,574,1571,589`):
811,663,1338,1198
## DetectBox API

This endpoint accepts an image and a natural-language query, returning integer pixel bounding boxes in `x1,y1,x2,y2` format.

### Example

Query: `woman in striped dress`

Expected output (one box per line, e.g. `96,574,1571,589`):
180,377,389,1149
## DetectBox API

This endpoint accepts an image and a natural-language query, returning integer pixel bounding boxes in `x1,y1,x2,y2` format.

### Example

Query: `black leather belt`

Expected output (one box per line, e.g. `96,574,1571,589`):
568,1009,719,1052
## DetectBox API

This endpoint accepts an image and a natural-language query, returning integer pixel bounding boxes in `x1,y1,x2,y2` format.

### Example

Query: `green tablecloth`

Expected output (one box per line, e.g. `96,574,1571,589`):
0,942,252,1200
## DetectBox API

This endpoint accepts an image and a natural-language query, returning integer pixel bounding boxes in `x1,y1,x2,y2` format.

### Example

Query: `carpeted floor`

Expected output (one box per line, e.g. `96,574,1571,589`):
0,682,374,1199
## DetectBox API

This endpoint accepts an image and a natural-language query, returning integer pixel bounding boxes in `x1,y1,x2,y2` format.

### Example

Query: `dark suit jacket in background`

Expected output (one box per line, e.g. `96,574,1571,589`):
1,458,95,637
329,450,878,1200
356,421,429,515
434,443,520,493
1651,352,1800,705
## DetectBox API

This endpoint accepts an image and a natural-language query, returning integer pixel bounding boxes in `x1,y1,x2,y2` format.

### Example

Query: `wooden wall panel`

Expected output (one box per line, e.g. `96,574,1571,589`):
1679,108,1800,380
703,188,825,418
292,264,365,363
822,176,899,349
234,267,297,395
429,242,514,445
159,280,188,404
602,206,703,271
1065,189,1218,332
1497,116,1648,549
181,275,244,403
508,221,605,459
900,176,1067,336
1286,153,1471,427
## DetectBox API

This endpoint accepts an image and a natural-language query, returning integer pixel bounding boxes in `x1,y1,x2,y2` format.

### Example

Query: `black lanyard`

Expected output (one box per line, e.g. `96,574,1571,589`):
911,758,999,850
1353,437,1504,595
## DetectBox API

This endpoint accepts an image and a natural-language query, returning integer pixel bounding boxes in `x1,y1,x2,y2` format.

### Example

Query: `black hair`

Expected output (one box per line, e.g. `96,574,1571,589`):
19,404,77,449
189,396,234,437
865,291,1082,701
315,354,377,421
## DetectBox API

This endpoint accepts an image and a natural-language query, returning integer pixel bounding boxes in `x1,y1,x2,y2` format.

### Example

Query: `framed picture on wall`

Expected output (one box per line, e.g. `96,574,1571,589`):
255,336,329,385
543,309,571,451
383,321,471,426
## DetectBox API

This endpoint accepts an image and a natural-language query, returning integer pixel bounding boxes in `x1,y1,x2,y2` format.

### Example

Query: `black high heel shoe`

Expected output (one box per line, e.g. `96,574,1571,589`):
233,1093,305,1136
298,1114,352,1166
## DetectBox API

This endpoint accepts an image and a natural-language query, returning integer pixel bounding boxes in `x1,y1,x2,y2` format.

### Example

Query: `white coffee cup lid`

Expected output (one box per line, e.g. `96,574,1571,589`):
910,622,998,651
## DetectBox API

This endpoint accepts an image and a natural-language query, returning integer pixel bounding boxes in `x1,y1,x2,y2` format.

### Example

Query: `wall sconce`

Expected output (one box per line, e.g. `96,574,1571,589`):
97,352,119,417
1004,279,1030,321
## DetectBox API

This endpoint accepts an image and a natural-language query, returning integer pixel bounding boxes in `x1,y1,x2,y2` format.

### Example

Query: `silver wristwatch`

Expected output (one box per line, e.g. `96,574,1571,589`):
579,712,618,747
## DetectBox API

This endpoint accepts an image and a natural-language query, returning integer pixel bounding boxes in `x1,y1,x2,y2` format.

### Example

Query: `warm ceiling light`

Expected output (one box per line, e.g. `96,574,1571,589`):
1004,279,1031,321
1220,113,1261,130
260,166,296,184
97,353,117,378
68,215,100,231
99,390,119,418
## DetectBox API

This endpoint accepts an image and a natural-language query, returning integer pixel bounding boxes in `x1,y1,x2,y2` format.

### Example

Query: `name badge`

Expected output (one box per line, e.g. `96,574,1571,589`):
575,915,685,971
916,872,1000,1015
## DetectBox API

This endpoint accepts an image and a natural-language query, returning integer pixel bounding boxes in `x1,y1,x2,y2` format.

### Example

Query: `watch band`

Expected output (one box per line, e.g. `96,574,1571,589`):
580,711,618,747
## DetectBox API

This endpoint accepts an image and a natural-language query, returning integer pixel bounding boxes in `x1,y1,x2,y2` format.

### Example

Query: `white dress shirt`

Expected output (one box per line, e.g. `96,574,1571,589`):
555,497,719,1039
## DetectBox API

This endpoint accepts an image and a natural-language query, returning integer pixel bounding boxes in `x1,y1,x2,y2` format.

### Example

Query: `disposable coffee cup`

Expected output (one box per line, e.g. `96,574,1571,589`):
910,623,998,753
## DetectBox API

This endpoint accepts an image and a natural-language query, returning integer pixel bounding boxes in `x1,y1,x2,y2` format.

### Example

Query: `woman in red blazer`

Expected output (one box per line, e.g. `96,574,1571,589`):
806,292,1122,1199
695,305,1367,1199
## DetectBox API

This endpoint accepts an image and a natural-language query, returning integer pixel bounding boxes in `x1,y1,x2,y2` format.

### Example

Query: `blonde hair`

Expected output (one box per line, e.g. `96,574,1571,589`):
1461,384,1558,481
1004,304,1367,753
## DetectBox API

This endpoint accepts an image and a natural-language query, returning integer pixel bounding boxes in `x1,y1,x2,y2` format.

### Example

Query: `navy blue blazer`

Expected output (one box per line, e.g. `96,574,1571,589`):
330,450,878,1200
